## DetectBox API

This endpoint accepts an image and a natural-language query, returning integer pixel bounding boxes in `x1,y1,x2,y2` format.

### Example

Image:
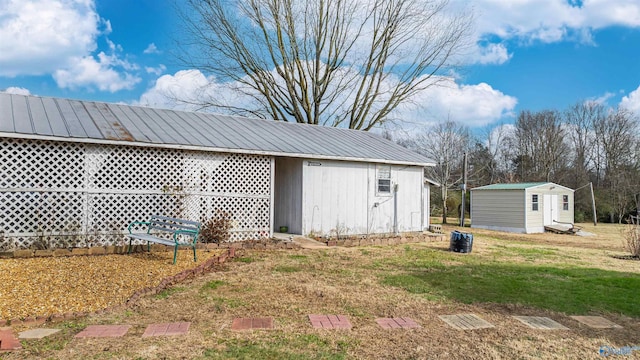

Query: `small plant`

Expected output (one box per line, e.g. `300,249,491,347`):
622,223,640,258
200,209,233,244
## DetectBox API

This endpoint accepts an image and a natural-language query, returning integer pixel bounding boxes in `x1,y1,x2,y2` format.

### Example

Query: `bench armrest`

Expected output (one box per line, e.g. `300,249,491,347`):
128,221,151,234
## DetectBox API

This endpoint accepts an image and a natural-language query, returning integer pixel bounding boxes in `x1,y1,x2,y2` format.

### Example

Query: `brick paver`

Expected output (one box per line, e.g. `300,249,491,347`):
142,322,191,337
376,317,421,329
512,316,568,330
231,318,273,330
75,325,132,338
439,314,495,330
0,327,22,352
570,316,622,329
308,315,352,329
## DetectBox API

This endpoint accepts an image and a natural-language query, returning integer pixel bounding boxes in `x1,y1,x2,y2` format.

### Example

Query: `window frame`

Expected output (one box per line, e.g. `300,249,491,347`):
376,165,392,195
531,194,539,211
562,195,569,211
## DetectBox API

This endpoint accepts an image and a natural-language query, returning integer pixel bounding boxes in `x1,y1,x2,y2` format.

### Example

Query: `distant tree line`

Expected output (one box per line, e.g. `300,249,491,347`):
400,102,640,224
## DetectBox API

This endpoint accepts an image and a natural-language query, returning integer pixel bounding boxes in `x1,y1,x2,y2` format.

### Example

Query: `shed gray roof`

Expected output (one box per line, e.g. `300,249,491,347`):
471,182,573,192
0,93,433,166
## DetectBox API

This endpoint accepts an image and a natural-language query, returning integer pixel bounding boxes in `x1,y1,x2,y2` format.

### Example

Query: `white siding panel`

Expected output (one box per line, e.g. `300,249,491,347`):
301,161,424,236
525,188,574,232
302,160,369,236
423,184,430,230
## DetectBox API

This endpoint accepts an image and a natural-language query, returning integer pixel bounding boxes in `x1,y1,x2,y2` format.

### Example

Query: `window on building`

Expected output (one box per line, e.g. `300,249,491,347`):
563,195,569,211
377,165,391,194
532,194,539,211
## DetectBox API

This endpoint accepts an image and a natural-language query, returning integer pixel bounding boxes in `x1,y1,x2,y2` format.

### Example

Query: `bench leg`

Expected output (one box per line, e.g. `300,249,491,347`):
173,245,178,265
192,246,197,262
128,238,133,254
148,241,151,253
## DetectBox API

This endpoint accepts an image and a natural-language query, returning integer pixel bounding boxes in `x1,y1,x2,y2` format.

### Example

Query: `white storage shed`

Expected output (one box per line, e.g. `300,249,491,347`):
0,93,433,249
470,182,574,234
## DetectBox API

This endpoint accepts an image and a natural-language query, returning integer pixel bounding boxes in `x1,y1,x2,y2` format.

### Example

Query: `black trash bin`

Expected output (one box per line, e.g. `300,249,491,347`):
449,231,473,253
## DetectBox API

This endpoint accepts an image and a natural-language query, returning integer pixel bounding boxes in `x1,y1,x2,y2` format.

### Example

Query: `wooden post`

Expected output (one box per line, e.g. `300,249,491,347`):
460,152,467,227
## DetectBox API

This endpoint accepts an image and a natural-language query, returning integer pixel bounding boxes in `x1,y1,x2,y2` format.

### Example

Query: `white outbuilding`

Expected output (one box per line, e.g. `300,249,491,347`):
0,93,433,249
470,182,574,234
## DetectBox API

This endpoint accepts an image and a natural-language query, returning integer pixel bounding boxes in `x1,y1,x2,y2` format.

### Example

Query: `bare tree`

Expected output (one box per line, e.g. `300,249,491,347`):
513,110,569,182
593,108,640,222
178,0,472,129
412,120,470,224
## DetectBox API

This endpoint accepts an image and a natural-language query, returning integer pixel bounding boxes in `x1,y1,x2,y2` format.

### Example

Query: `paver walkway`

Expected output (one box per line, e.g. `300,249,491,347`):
143,322,191,337
570,316,622,329
308,315,352,329
512,316,568,330
19,328,61,339
439,314,495,330
75,325,132,338
0,327,22,351
0,313,626,353
376,317,421,329
231,318,274,330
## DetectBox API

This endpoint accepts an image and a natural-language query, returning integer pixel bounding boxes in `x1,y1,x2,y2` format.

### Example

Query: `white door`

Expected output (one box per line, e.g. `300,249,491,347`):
543,194,558,225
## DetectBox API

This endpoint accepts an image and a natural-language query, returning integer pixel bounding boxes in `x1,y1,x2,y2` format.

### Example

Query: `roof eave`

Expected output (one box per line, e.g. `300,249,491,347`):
0,132,434,167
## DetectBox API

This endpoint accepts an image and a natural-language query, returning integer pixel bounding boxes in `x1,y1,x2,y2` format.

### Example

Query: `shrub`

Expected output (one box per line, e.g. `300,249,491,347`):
200,210,233,244
622,223,640,257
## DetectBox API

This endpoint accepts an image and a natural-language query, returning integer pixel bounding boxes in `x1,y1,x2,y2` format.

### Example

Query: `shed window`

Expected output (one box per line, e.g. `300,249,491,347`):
562,195,569,211
377,165,391,193
532,194,539,211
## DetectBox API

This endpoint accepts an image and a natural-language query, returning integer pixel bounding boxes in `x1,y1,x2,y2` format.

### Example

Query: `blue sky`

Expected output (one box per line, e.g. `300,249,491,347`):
1,0,640,131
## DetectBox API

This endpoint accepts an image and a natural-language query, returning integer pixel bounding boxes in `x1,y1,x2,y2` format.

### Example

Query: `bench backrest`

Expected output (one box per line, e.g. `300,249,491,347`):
149,215,201,234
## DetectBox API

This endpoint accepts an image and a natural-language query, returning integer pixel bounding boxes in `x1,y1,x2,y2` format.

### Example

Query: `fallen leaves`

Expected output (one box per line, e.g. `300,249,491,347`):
0,250,225,320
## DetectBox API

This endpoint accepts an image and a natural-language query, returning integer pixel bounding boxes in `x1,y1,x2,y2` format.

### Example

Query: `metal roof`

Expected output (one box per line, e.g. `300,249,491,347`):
471,182,574,191
0,93,434,167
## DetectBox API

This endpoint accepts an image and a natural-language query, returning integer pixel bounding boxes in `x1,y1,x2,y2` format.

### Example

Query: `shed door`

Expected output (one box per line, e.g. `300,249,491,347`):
543,194,558,225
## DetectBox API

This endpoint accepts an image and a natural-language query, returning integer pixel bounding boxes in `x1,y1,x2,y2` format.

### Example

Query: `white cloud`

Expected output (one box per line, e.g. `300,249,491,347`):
394,80,518,128
136,70,225,110
145,64,167,76
472,43,512,65
588,92,616,105
0,0,142,93
620,86,640,114
1,87,31,95
54,53,141,92
143,43,160,54
468,0,640,44
0,0,100,76
138,69,517,129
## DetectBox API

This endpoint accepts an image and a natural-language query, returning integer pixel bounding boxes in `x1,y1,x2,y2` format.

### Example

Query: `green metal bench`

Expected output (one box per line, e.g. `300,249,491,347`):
127,215,202,264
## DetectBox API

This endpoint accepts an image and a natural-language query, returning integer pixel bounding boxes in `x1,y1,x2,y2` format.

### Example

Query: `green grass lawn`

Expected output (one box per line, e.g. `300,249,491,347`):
380,246,640,316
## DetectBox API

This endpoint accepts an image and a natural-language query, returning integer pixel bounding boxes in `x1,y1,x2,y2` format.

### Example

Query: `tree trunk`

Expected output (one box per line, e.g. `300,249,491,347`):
441,186,448,224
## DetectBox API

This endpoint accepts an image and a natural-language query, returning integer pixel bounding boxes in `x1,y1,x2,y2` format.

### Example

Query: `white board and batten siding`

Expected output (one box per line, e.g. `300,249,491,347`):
274,158,425,237
471,182,574,234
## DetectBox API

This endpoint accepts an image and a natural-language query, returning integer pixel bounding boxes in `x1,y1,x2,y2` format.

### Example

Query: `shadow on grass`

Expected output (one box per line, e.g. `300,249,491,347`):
382,263,640,317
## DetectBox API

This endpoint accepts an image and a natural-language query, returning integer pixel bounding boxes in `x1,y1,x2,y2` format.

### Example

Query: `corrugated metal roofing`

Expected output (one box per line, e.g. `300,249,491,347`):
0,93,434,166
471,182,574,191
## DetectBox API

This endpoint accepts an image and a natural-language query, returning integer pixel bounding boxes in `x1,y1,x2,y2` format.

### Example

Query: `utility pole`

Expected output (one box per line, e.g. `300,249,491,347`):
460,152,467,227
590,182,597,226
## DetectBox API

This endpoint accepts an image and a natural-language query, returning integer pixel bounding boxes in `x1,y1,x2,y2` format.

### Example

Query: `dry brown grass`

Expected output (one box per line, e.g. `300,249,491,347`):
3,225,640,360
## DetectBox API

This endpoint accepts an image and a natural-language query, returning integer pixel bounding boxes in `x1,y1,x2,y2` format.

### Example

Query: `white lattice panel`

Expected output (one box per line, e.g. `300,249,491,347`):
0,138,85,189
0,138,273,250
